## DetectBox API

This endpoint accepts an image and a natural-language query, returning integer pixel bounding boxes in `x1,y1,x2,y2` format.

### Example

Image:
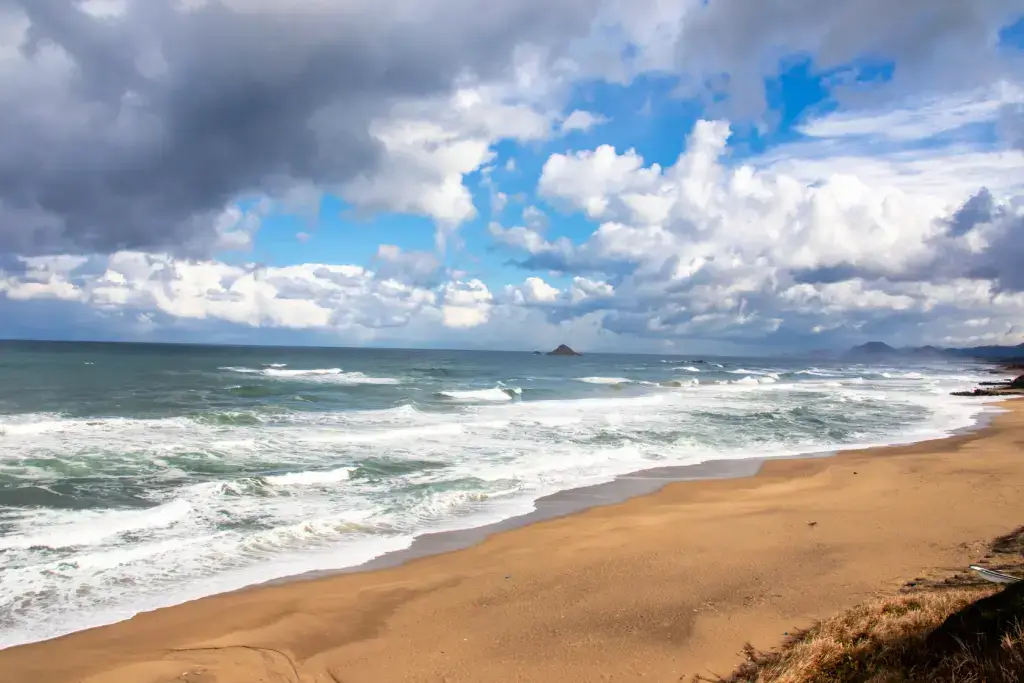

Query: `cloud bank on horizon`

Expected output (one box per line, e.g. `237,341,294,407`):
1,0,1023,353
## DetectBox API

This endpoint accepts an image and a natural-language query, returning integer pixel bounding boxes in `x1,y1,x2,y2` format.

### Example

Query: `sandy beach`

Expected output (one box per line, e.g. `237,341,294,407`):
2,398,1022,683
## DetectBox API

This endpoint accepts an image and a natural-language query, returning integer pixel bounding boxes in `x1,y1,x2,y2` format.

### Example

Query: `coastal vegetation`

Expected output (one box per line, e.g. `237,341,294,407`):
702,528,1024,683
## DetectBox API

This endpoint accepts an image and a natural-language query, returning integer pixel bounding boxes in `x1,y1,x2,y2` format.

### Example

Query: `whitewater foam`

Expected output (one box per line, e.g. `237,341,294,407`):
437,386,522,402
0,352,1003,649
221,366,400,385
264,367,343,377
660,378,700,387
795,368,835,377
577,376,633,384
264,467,354,487
0,499,191,551
728,369,781,379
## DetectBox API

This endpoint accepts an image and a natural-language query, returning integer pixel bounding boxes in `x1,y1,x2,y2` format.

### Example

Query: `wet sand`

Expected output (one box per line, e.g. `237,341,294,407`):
2,399,1022,683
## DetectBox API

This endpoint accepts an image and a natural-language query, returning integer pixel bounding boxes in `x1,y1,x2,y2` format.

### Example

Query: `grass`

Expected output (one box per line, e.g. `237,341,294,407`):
697,527,1024,683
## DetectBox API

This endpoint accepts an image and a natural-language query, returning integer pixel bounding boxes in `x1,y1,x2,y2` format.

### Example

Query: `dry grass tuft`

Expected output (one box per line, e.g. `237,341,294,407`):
698,588,1024,682
698,526,1024,683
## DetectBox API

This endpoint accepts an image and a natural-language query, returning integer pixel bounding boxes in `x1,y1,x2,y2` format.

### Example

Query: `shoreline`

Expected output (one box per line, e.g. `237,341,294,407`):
2,398,1021,681
291,398,1004,584
2,393,1003,648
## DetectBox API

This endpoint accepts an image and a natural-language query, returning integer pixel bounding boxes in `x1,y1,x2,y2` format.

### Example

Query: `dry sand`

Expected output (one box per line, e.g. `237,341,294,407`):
3,399,1023,683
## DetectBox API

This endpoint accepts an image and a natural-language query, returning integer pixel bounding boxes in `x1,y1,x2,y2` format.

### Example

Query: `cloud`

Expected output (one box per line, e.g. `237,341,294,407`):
343,81,560,249
929,190,1024,292
560,109,609,132
0,0,604,256
0,248,677,351
1002,102,1024,150
504,274,615,312
796,83,1024,142
756,85,1024,199
0,251,443,332
3,1,1024,352
538,143,667,220
373,244,443,286
6,0,1019,258
519,276,560,303
628,0,1024,117
490,96,1024,347
946,188,996,237
439,279,493,328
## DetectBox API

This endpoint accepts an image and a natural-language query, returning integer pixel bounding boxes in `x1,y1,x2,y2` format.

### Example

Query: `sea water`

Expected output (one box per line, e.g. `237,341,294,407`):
0,341,1002,646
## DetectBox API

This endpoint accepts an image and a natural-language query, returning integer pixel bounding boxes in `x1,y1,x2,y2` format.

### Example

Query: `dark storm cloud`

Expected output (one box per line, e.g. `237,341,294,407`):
925,188,1024,292
967,211,1024,292
946,188,995,237
791,263,868,285
0,0,602,256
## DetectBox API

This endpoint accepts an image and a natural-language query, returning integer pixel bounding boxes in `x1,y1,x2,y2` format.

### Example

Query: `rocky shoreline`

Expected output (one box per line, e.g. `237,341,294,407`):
951,364,1024,397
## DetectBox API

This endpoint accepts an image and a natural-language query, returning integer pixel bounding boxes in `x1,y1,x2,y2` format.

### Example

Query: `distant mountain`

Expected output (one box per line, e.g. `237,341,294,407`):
843,341,1024,361
847,341,898,358
946,343,1024,360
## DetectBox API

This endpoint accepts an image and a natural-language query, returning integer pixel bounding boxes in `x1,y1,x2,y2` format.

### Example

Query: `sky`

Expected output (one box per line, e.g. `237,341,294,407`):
1,0,1023,354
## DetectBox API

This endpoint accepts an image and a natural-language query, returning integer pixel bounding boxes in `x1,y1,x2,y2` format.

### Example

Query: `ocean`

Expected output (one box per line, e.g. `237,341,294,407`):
0,341,1001,647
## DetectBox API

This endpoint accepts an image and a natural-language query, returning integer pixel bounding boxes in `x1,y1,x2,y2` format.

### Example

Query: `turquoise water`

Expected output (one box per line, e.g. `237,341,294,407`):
0,340,998,646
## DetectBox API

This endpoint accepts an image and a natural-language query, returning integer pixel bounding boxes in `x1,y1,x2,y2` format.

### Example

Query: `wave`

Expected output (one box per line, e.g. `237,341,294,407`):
218,366,262,374
264,466,353,487
577,376,633,385
264,367,341,377
221,366,400,385
659,378,699,388
190,411,267,427
676,366,702,373
727,369,780,379
293,371,401,385
0,359,1003,649
0,416,69,436
437,386,522,402
882,372,925,380
0,499,191,551
0,414,160,437
731,375,778,386
299,423,465,445
795,368,835,377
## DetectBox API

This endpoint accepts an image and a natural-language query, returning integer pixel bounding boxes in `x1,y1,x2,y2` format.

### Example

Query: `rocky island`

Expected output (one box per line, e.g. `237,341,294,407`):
547,344,581,356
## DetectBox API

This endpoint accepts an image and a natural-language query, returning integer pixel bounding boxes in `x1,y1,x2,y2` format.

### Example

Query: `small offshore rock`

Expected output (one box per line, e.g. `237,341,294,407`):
547,344,581,356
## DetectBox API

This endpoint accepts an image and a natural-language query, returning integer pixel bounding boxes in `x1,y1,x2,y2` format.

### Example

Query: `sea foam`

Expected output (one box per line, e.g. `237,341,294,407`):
0,356,1001,649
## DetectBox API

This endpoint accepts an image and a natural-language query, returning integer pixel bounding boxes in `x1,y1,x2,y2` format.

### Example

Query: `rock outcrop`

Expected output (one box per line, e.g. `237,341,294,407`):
547,344,581,356
951,375,1024,397
952,389,1004,397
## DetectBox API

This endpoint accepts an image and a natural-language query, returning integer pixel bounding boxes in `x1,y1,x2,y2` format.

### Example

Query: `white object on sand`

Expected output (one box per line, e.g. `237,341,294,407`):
969,565,1021,584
